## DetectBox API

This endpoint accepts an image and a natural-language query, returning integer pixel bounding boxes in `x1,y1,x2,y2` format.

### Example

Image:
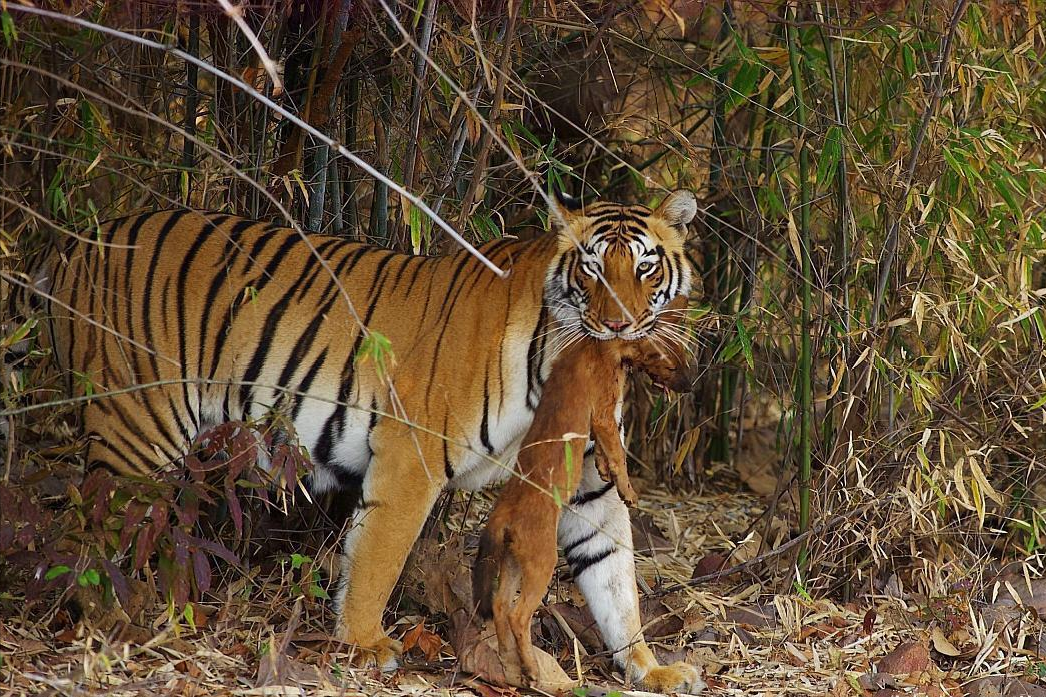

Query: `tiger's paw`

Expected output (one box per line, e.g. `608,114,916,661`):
340,635,402,673
637,661,705,694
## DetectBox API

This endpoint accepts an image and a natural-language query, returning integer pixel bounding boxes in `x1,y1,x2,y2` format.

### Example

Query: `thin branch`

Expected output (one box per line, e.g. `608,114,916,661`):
216,0,283,93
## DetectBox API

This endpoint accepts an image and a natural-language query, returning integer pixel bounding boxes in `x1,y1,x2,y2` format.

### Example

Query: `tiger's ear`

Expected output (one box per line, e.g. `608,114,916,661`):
655,189,698,229
547,190,584,229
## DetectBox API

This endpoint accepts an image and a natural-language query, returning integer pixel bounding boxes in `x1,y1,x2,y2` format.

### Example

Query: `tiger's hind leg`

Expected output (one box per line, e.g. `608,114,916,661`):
332,423,446,671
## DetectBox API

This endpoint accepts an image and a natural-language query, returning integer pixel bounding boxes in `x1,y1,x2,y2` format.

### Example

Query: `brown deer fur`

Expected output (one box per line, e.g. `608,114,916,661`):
473,297,692,684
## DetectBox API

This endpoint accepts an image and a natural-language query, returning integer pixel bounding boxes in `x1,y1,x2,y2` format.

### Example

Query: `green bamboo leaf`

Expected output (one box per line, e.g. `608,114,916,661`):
902,44,915,78
514,119,542,148
816,126,842,189
2,318,36,349
1,11,17,47
719,337,742,364
942,148,966,182
727,61,762,109
409,203,423,254
735,317,755,370
355,332,395,379
183,602,196,629
564,440,574,485
501,120,521,160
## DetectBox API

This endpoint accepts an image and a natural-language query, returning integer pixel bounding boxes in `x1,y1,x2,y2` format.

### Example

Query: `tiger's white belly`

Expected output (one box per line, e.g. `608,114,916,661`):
446,317,552,490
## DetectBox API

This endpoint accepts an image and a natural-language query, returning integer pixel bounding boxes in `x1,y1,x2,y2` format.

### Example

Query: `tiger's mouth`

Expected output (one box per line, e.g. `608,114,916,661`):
584,326,649,341
581,314,652,341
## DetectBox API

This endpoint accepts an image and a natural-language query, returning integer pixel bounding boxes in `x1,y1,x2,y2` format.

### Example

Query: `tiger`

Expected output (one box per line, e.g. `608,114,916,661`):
31,189,701,692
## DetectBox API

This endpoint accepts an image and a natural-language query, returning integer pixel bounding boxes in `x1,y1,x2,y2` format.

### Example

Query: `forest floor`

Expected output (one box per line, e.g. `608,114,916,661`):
2,472,1045,697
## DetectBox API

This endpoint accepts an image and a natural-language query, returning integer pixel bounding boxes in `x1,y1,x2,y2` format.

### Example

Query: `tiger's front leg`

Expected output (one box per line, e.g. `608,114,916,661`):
332,422,446,671
559,455,704,694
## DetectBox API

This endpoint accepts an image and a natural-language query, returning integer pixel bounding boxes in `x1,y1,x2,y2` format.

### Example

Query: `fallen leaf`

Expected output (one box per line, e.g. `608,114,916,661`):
724,604,778,630
963,676,1046,696
877,641,933,677
859,672,905,691
930,627,961,657
863,608,877,635
692,552,728,578
402,621,443,662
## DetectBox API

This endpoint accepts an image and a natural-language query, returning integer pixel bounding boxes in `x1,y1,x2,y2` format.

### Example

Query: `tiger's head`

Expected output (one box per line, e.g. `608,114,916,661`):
545,189,698,341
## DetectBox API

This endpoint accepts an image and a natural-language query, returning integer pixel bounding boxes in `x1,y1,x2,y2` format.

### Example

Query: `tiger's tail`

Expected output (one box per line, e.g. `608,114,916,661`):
472,524,503,620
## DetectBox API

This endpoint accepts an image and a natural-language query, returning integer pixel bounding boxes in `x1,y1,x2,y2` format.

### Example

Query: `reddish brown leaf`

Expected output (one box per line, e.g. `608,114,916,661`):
100,559,130,608
863,608,877,635
470,682,520,697
877,641,933,677
402,621,443,661
692,552,728,578
192,550,212,595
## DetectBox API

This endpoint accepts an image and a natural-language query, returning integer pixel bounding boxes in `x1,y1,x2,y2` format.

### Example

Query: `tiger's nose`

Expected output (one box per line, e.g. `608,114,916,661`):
602,319,629,332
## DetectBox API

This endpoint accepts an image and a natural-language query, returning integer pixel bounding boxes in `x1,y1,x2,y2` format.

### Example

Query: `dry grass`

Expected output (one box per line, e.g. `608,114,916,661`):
3,475,1043,696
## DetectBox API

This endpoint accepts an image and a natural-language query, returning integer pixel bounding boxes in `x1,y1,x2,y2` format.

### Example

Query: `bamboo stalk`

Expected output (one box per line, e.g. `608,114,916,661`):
870,0,972,326
432,79,482,218
345,75,360,235
370,11,397,244
733,73,777,454
179,11,199,204
403,0,439,197
456,2,520,231
329,158,343,232
370,76,391,242
307,146,330,231
250,16,285,220
709,3,734,466
785,0,812,570
814,0,852,600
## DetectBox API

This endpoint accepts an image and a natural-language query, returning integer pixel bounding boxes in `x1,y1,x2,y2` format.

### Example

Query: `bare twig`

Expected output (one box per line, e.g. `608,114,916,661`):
216,0,283,93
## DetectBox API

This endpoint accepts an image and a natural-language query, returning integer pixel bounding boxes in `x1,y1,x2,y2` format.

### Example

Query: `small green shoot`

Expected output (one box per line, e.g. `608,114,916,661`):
355,331,395,380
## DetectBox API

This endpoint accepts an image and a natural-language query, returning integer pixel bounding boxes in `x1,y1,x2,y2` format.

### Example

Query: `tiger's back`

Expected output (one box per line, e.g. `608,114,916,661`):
44,209,557,482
